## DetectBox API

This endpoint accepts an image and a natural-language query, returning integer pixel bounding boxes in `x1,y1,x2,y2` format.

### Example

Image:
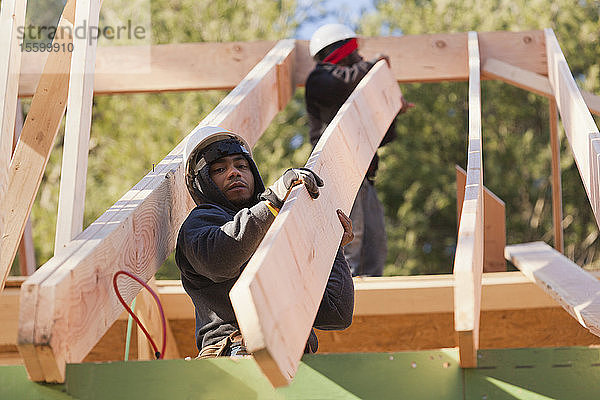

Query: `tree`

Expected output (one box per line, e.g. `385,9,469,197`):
359,0,600,274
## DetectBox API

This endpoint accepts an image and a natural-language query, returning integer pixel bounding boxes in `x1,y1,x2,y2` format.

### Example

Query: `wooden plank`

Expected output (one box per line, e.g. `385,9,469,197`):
17,39,296,382
456,165,506,272
18,31,546,96
453,32,484,369
0,0,28,291
154,273,565,320
482,57,552,97
19,41,277,96
545,28,600,228
230,61,403,387
12,100,37,276
482,57,600,116
506,241,600,337
582,90,600,116
295,30,546,85
549,99,564,252
0,0,75,295
54,0,103,254
135,279,179,360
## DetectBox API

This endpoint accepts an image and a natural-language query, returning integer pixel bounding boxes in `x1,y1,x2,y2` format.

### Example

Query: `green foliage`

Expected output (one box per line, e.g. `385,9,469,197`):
360,0,600,274
15,0,302,278
12,0,600,281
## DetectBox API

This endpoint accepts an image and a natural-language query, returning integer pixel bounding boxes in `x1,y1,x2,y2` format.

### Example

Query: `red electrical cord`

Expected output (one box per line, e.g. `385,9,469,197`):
113,270,166,360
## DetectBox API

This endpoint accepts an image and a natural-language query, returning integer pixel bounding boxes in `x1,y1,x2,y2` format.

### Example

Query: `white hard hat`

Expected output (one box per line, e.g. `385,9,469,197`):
183,125,251,180
309,23,357,58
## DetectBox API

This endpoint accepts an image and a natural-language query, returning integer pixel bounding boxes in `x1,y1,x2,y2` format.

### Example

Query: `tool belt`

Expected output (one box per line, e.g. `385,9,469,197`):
196,330,249,359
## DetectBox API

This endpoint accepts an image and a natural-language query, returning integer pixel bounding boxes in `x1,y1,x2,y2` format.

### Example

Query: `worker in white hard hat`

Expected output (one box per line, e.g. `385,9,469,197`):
175,125,354,358
306,23,414,277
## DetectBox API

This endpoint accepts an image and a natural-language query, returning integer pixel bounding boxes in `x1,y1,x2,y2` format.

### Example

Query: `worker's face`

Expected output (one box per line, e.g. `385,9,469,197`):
209,154,255,206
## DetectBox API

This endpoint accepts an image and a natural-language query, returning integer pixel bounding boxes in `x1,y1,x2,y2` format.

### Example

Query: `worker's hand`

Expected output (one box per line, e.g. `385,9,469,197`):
373,53,391,68
337,209,354,247
261,168,324,209
398,94,415,114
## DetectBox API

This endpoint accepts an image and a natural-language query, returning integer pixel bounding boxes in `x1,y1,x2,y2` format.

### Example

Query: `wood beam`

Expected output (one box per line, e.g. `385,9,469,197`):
549,99,564,252
17,39,296,383
482,57,600,116
230,61,403,387
18,31,547,97
0,0,75,296
456,165,505,272
19,41,276,96
506,241,600,337
545,28,600,229
13,100,36,276
134,278,179,360
54,0,103,254
453,32,484,369
0,0,28,291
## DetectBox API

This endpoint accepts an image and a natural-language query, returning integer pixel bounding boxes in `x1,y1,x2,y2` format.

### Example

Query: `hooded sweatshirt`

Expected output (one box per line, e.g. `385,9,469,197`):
175,150,354,352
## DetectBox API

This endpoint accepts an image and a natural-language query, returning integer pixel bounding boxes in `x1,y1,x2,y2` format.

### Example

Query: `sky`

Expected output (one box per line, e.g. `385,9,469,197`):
294,0,376,39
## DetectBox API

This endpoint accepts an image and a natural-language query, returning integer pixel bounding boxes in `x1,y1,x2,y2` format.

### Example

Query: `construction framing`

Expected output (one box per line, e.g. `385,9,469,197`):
0,17,598,388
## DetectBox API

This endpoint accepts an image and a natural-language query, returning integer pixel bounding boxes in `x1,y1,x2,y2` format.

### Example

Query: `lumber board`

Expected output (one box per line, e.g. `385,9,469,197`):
456,165,506,272
0,0,28,292
549,99,564,252
505,241,600,337
19,41,276,96
0,0,75,297
545,28,600,228
154,273,565,320
230,61,403,387
134,279,179,360
19,31,547,96
54,0,103,254
17,39,296,382
13,100,37,276
482,57,600,116
453,32,484,368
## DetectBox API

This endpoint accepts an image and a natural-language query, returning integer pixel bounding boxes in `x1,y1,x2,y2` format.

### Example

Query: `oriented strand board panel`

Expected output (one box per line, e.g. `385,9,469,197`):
505,241,600,337
545,28,600,227
17,39,295,383
230,61,403,387
453,32,484,368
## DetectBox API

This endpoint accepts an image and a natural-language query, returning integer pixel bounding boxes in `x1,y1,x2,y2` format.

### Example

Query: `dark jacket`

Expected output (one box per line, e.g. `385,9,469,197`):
175,153,354,352
305,53,397,181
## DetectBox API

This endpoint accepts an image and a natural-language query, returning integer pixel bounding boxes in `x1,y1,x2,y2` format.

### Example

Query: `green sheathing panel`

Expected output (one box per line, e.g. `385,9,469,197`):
65,350,463,399
5,347,600,399
301,350,463,399
0,366,73,399
466,347,600,399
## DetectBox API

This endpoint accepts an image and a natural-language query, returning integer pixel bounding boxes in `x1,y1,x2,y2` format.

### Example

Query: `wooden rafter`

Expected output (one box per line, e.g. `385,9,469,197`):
456,165,505,272
545,28,600,228
54,0,104,254
506,242,600,337
230,61,403,387
19,31,547,97
453,31,484,368
482,57,600,116
0,0,28,291
17,39,295,383
0,0,75,294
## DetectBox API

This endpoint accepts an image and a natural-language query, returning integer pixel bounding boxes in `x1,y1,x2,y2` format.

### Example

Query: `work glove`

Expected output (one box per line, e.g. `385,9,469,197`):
261,168,324,210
